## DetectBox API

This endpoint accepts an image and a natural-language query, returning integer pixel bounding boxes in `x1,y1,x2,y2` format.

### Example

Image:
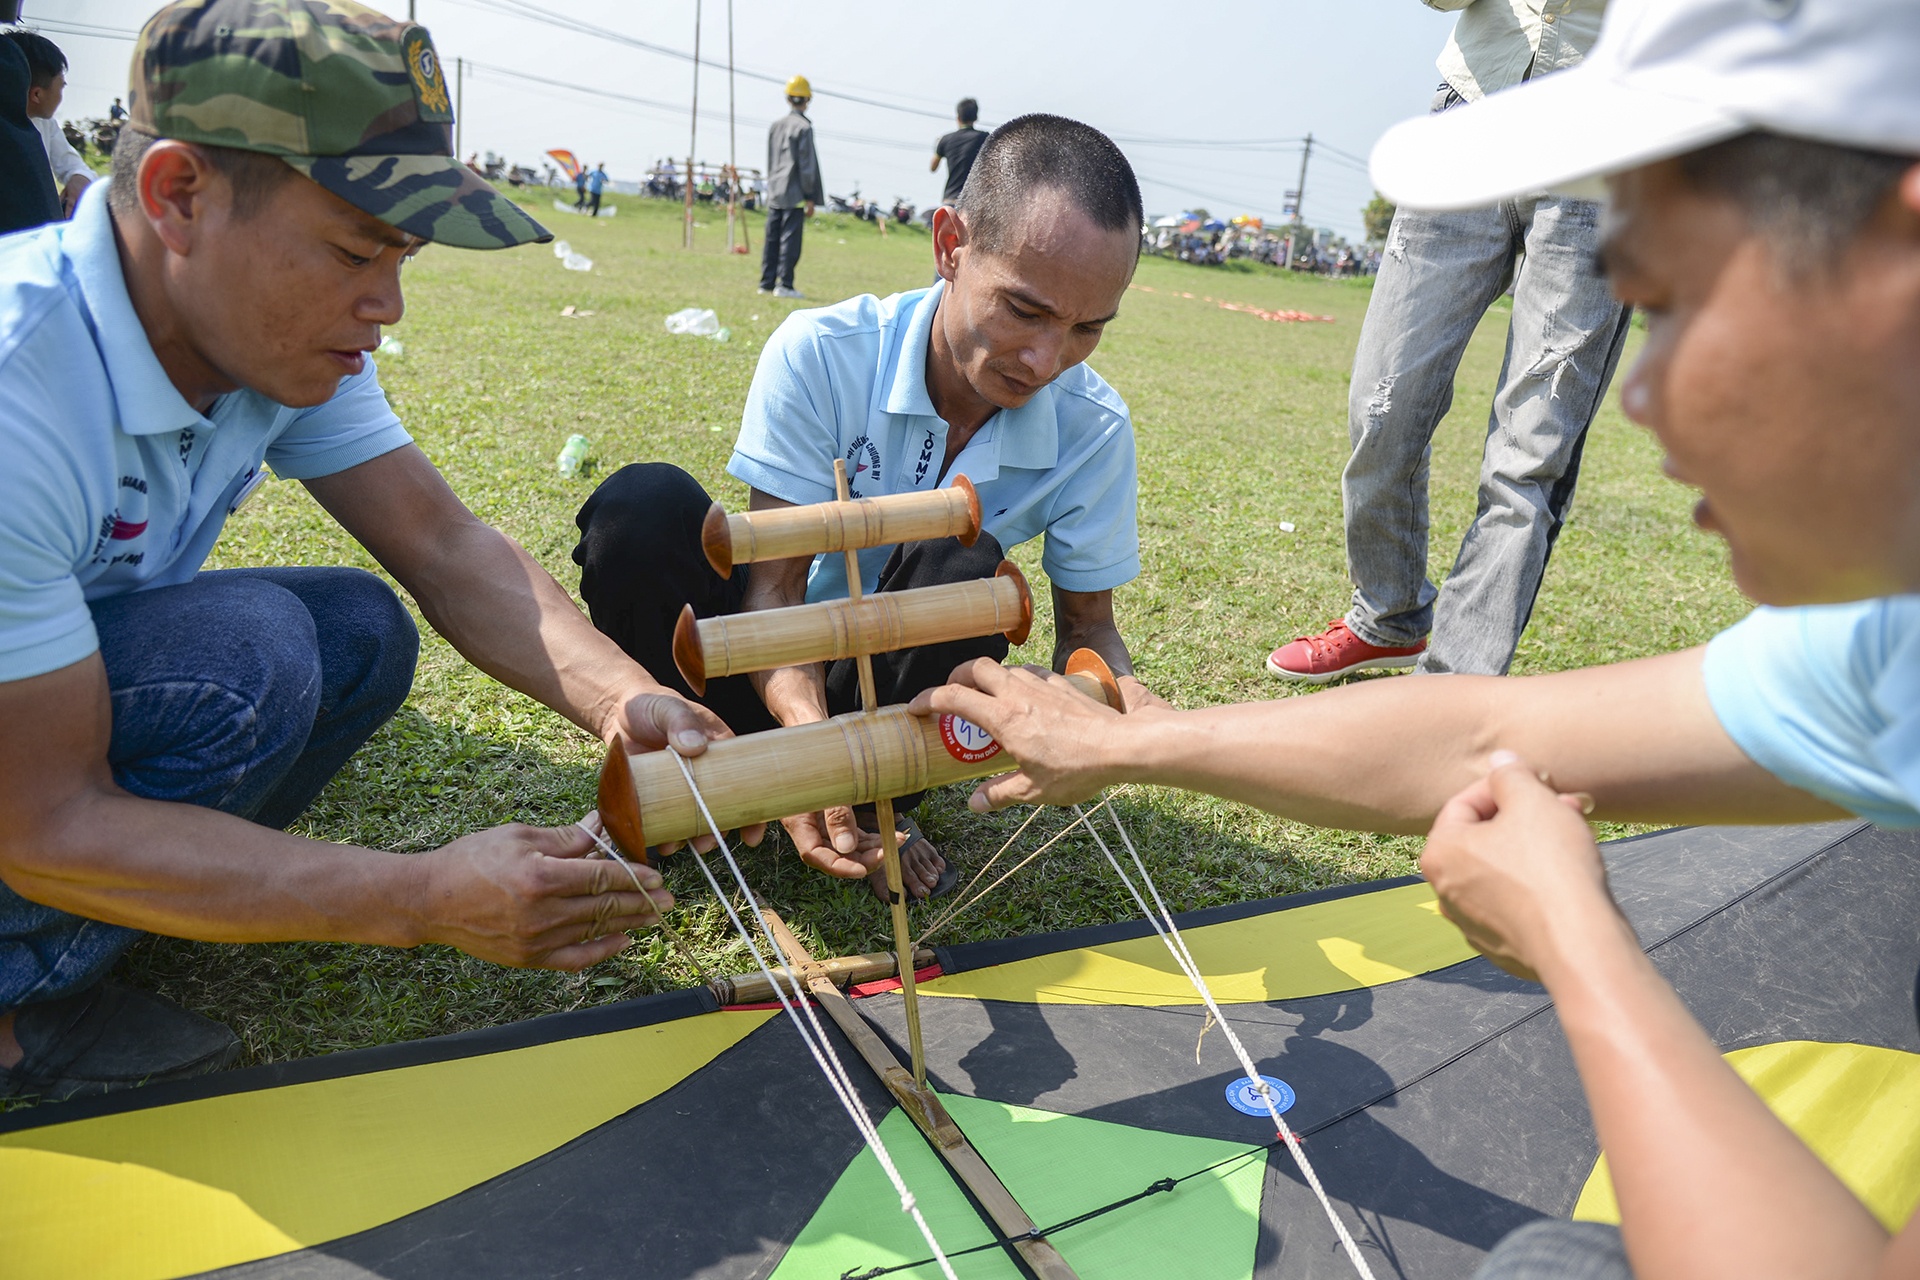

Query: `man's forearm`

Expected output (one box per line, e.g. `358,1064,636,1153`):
3,784,421,947
1053,618,1133,676
1085,650,1840,835
405,517,663,740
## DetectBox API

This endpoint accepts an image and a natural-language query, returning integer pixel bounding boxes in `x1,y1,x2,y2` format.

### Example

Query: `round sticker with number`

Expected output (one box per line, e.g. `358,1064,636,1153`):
938,713,1000,764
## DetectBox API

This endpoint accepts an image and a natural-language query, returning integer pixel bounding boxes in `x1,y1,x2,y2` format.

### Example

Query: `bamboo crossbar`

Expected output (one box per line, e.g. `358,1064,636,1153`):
706,946,936,1005
598,649,1127,859
673,562,1033,694
700,476,981,576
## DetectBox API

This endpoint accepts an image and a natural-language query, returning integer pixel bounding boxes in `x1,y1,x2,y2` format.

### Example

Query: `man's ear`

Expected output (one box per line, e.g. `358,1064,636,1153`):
931,204,967,283
137,140,223,257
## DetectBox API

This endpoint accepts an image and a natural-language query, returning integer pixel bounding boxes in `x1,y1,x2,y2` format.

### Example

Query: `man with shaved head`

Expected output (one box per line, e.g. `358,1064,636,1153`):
576,113,1161,903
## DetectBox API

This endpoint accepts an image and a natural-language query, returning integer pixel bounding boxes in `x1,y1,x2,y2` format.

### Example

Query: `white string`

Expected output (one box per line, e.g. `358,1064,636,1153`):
672,754,960,1280
1074,801,1380,1280
574,818,710,985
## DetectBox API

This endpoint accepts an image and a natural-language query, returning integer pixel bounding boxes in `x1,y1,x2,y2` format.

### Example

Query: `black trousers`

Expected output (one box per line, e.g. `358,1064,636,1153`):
760,205,806,290
573,463,1009,745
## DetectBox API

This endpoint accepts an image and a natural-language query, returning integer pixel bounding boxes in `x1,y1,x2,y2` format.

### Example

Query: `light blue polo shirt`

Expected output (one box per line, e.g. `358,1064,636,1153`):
1702,596,1920,827
727,281,1140,604
0,182,412,683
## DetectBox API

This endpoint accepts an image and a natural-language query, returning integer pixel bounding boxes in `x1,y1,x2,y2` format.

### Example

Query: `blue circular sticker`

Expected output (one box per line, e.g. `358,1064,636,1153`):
1224,1075,1295,1117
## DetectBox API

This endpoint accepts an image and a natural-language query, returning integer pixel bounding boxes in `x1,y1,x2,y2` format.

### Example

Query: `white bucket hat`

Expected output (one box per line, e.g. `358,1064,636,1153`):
1371,0,1920,211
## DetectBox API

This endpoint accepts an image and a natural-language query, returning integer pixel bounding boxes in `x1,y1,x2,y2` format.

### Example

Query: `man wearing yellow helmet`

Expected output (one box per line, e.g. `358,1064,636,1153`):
762,75,823,298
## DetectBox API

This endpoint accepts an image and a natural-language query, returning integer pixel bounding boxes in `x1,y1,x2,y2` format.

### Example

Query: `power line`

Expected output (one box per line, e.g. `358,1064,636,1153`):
19,15,140,41
443,0,960,122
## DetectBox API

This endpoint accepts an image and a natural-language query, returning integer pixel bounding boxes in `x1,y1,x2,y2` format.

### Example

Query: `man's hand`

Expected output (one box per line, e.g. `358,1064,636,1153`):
604,689,765,852
1116,674,1171,712
413,821,675,970
911,658,1134,812
61,174,90,219
804,199,816,218
1419,750,1626,983
778,808,884,880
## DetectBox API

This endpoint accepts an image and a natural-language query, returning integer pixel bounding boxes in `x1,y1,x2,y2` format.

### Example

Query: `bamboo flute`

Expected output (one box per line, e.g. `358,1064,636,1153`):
700,475,980,576
673,562,1033,694
596,652,1125,860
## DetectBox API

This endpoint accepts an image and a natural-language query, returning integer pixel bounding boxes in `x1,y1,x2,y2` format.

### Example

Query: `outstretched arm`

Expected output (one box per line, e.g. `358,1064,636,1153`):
914,647,1845,833
305,445,729,755
1421,758,1919,1280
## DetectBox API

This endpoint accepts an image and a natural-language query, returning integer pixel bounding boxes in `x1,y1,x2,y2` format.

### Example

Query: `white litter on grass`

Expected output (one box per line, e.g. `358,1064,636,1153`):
1279,522,1297,533
552,199,618,217
376,334,404,359
665,307,720,336
559,305,597,318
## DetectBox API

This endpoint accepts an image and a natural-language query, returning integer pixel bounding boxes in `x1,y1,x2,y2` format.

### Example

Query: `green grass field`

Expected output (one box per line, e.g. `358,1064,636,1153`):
119,190,1751,1065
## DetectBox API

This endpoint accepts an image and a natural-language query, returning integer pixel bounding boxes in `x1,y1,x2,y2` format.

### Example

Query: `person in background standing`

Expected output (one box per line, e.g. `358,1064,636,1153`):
586,162,607,217
4,31,89,218
931,98,985,205
108,96,125,122
760,74,823,299
572,162,588,209
0,23,58,234
1266,0,1630,684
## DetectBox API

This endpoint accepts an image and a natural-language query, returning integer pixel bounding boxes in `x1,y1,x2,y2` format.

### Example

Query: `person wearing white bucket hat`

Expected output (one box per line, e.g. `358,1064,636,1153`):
918,0,1920,1274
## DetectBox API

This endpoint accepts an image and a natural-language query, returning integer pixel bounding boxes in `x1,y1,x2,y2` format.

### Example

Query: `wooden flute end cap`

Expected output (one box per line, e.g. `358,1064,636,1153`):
952,474,982,547
597,736,652,864
1065,648,1127,714
996,560,1034,646
700,501,733,577
672,604,708,695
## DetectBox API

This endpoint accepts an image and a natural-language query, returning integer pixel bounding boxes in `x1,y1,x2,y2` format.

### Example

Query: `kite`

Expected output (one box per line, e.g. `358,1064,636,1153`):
0,819,1915,1278
3,476,1916,1278
546,149,582,181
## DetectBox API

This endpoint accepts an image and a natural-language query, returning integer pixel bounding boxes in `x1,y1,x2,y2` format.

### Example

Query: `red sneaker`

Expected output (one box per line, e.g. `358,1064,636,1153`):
1265,620,1426,684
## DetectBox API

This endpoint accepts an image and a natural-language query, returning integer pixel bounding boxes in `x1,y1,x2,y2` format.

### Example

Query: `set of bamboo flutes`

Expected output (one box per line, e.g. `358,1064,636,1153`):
598,480,1126,858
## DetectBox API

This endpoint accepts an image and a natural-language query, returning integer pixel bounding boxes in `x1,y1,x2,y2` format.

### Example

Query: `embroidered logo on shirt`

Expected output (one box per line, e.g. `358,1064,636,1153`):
109,517,147,540
913,428,936,487
844,435,882,498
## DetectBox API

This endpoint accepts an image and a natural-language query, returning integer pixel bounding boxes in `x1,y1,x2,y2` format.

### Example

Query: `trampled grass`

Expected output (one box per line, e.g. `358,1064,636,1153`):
119,192,1749,1064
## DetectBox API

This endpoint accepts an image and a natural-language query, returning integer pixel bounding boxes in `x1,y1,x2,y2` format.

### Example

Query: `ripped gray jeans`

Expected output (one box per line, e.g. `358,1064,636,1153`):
1340,173,1631,674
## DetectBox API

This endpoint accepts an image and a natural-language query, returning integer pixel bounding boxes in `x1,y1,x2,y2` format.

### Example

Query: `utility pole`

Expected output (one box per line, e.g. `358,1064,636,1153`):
407,0,414,19
1294,131,1312,228
725,0,739,254
454,56,464,159
684,0,701,249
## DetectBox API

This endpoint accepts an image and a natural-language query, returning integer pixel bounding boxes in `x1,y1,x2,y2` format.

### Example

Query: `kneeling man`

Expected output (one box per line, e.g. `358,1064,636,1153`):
575,114,1157,900
0,0,722,1101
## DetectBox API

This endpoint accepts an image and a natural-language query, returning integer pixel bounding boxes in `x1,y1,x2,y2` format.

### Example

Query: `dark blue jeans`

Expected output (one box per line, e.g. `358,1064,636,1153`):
0,567,418,1012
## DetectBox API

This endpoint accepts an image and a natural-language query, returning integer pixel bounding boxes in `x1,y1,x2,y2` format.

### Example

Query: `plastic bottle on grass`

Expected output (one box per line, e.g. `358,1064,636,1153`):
665,307,720,336
710,327,731,343
556,434,590,478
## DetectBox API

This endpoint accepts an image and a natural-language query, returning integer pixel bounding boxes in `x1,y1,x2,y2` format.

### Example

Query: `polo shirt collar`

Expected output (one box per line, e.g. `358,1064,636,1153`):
66,181,210,438
882,279,1060,472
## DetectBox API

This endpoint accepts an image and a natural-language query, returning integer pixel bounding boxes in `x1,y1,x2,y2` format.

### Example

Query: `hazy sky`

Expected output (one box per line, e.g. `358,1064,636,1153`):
30,1,1460,240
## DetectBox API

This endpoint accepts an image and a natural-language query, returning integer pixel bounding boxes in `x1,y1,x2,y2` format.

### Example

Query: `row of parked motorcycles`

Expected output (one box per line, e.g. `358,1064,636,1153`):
827,189,920,225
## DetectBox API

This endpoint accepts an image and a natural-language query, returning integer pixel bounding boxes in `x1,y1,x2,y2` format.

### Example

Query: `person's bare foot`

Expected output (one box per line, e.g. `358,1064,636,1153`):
0,1010,20,1069
867,829,947,902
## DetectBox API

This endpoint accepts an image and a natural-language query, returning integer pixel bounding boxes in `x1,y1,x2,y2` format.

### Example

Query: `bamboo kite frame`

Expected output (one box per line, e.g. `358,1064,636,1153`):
596,651,1124,860
700,476,981,576
672,561,1034,694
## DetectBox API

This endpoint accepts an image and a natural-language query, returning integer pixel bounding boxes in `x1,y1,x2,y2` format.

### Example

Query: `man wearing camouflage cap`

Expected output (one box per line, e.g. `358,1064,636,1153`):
0,0,733,1100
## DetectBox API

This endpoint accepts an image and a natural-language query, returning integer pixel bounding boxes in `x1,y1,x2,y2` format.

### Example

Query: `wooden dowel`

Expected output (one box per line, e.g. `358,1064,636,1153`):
701,476,981,576
831,459,927,1088
707,946,935,1005
597,651,1127,860
674,562,1032,693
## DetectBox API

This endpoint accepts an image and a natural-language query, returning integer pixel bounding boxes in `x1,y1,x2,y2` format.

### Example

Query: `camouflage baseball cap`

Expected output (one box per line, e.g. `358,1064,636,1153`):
128,0,550,249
